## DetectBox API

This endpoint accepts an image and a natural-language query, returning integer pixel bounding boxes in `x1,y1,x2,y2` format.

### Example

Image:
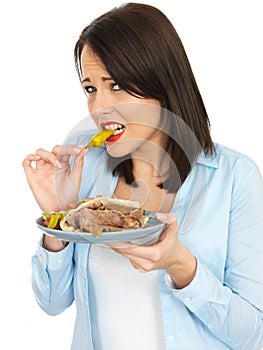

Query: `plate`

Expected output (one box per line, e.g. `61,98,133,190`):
36,211,166,245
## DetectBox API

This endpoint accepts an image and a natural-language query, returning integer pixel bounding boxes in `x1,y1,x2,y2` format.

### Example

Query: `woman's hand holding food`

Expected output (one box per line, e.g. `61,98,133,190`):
22,145,87,212
110,213,197,289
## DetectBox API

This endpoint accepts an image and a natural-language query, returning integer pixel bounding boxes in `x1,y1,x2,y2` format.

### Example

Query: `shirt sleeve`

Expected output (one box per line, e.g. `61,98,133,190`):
166,162,263,350
31,236,75,315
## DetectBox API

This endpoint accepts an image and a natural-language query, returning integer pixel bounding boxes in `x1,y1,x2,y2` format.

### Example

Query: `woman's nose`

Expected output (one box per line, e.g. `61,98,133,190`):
89,95,115,121
89,91,113,113
92,107,115,124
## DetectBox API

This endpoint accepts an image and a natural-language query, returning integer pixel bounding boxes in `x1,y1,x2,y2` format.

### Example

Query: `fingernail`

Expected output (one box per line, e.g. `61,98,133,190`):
55,160,63,168
156,212,175,224
156,213,170,221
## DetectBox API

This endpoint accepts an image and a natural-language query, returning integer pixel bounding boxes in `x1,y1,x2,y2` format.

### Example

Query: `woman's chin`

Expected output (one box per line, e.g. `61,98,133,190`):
106,144,131,158
106,136,150,158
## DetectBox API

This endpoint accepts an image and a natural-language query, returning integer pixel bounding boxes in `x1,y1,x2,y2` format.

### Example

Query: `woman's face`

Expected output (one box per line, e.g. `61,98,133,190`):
80,45,166,157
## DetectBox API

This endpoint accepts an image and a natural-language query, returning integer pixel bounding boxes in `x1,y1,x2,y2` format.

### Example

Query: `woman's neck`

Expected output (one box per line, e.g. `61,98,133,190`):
131,141,170,181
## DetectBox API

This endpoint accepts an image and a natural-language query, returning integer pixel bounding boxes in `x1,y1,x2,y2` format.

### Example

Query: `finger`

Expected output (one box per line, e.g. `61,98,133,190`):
70,148,88,189
108,241,136,249
52,145,84,168
127,255,157,273
22,154,41,168
36,157,53,170
130,261,148,273
111,243,160,261
52,144,83,158
110,246,149,269
157,218,179,247
22,154,40,177
35,148,60,167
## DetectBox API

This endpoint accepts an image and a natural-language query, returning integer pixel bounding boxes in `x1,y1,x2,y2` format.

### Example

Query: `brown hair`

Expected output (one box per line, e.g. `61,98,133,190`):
74,3,214,192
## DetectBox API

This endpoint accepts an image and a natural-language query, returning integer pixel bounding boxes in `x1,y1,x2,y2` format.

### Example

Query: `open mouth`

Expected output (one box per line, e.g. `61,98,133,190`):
102,123,126,135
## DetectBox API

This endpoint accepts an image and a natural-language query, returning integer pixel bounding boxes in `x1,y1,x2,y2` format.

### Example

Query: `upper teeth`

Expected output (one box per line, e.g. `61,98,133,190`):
104,123,123,130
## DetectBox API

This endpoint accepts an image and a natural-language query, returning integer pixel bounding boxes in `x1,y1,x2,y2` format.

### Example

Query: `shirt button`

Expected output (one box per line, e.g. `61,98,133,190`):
207,323,214,329
168,335,174,343
164,294,170,301
184,297,190,302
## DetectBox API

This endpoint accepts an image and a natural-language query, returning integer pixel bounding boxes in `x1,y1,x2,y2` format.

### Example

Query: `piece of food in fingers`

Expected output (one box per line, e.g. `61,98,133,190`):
60,196,150,237
85,129,116,148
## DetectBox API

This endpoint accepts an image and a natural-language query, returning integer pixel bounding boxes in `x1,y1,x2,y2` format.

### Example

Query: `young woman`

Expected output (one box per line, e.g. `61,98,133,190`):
23,3,263,349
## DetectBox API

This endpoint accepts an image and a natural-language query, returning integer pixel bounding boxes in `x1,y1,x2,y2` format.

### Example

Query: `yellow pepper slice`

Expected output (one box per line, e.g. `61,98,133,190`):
47,213,65,229
85,129,116,148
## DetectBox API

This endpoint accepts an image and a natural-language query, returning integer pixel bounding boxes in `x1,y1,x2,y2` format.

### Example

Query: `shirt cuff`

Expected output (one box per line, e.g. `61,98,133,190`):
37,235,74,271
165,259,225,314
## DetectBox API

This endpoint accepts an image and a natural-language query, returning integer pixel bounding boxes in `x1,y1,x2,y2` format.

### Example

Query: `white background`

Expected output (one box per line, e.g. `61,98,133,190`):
0,0,262,349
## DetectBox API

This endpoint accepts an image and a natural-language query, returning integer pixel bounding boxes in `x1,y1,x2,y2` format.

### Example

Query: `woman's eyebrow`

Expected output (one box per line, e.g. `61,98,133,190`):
81,76,113,83
81,77,90,83
102,77,113,81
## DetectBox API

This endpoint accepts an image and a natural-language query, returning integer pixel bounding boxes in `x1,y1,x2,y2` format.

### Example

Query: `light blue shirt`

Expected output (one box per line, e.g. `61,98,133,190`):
32,130,263,349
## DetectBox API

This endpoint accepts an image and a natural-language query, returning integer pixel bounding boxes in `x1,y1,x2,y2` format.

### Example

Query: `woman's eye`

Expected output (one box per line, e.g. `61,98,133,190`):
84,86,96,94
111,83,122,91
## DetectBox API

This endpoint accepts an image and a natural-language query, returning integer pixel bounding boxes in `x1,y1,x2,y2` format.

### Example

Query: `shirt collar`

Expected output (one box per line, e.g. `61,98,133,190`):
196,150,219,168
